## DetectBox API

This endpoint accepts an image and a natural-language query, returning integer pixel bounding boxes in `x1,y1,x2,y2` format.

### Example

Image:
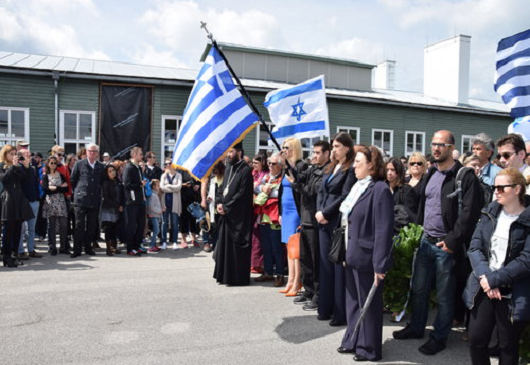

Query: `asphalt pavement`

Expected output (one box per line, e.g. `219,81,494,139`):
1,241,498,365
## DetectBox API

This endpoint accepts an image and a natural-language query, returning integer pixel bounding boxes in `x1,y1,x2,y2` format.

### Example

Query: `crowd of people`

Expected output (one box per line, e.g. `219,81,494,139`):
1,129,530,364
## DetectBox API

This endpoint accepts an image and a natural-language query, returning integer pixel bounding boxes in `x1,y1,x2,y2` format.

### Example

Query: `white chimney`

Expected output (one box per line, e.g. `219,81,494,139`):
424,35,470,104
374,60,396,90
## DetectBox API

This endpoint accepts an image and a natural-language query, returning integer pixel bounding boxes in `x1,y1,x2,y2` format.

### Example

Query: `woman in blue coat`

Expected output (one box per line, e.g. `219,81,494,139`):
315,132,357,326
336,145,394,361
463,168,530,365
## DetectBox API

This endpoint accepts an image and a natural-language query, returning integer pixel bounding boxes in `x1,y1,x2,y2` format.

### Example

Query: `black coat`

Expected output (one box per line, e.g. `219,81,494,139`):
42,173,68,196
144,165,162,181
70,159,105,209
102,179,124,214
416,161,483,254
122,162,145,206
292,162,327,226
463,197,530,322
0,163,34,222
316,166,357,228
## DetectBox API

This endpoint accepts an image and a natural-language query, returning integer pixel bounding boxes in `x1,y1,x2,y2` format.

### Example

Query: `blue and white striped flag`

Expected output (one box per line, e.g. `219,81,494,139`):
494,29,530,119
508,116,530,141
264,75,329,144
172,46,258,180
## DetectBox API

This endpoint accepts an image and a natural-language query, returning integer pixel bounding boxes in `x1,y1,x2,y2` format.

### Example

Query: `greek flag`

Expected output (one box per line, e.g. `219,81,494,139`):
508,115,530,141
264,75,329,144
172,46,258,180
494,28,530,119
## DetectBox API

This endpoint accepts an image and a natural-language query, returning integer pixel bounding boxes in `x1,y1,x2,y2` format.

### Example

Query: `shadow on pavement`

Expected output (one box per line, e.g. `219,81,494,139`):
275,315,343,344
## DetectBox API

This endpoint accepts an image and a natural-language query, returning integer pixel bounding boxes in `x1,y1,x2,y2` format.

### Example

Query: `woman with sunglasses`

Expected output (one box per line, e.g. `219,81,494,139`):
406,152,427,192
0,145,34,267
41,156,69,255
463,168,530,365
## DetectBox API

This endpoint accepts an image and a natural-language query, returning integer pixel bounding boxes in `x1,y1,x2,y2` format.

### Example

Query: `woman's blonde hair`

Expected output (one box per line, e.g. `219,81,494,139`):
282,137,302,164
0,144,16,164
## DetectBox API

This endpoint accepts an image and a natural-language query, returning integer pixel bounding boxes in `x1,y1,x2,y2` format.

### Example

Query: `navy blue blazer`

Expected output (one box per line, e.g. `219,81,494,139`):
317,166,356,227
345,180,394,274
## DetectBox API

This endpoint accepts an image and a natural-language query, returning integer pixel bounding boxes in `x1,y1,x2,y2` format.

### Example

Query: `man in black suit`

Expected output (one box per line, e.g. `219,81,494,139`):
70,143,105,258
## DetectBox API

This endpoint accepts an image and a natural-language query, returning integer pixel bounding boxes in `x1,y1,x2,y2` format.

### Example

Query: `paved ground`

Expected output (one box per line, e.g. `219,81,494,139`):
2,241,498,365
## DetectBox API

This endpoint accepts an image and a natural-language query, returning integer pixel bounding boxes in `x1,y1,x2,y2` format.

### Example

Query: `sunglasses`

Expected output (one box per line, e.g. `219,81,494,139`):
49,162,57,165
268,162,278,166
492,184,516,193
56,153,64,157
409,162,423,166
497,152,515,160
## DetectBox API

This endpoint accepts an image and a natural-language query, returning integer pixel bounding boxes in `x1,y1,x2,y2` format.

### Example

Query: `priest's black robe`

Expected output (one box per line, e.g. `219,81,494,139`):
213,159,254,286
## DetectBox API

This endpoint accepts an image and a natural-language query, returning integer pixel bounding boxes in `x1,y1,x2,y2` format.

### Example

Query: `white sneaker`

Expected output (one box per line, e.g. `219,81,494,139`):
172,243,179,250
161,243,167,250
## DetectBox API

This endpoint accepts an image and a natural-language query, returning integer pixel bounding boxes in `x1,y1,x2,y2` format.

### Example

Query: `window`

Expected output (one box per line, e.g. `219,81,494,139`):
161,115,181,160
0,107,30,147
336,126,360,145
59,110,96,155
461,135,474,153
405,131,426,156
372,129,393,157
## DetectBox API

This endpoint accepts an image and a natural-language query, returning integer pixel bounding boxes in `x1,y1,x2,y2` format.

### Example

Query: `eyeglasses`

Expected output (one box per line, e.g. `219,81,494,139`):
431,143,453,148
497,152,515,160
409,162,423,166
268,162,278,166
282,146,290,150
492,184,516,193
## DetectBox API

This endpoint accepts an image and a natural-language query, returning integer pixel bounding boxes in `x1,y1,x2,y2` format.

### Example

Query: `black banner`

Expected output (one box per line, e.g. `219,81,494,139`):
100,85,152,160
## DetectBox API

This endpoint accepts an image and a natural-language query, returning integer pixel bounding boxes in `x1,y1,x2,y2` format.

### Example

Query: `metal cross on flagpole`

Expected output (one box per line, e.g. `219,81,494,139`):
199,22,289,163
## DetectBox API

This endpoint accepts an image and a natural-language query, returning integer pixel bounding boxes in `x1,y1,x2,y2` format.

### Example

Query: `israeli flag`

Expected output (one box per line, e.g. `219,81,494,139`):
508,115,530,141
172,46,258,180
494,28,530,119
264,75,329,144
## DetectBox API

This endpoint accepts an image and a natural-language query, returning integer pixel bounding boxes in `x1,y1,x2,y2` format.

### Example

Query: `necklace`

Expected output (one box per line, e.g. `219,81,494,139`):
223,161,244,197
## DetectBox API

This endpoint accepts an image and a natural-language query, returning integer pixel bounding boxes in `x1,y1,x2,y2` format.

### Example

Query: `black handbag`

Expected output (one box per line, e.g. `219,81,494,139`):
328,226,346,265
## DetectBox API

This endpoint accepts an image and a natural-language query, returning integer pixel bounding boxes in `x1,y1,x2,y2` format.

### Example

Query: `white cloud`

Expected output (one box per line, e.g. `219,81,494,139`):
29,0,99,17
129,44,189,68
0,7,23,42
315,38,385,65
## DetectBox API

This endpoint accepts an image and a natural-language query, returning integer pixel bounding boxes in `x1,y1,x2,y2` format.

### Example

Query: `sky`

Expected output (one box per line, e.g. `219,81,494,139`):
0,0,528,101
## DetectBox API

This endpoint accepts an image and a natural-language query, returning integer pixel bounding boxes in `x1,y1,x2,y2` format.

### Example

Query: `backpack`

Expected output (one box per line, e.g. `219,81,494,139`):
446,167,484,215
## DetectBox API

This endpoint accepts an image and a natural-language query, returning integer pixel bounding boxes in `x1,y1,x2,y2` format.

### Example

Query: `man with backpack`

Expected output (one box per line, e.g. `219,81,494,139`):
393,130,483,356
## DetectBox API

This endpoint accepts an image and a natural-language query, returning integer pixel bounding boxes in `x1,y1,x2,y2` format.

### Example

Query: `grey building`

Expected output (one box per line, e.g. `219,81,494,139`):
0,37,510,164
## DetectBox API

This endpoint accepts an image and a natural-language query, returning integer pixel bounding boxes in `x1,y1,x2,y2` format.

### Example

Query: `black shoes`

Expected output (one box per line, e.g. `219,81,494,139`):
86,250,96,256
337,347,354,354
70,252,81,258
293,295,310,305
353,354,381,362
392,324,424,340
317,314,331,321
302,302,318,311
418,338,446,355
329,319,346,327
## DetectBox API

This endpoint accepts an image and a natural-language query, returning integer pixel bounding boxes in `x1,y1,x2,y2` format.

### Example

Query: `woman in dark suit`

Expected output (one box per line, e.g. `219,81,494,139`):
337,145,394,362
315,132,357,326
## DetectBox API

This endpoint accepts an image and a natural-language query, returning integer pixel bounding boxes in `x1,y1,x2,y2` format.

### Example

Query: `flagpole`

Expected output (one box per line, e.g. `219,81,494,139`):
200,22,286,157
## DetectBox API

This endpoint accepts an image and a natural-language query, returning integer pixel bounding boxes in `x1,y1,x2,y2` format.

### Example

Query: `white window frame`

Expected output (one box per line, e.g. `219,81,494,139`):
161,115,182,161
255,120,275,156
404,130,426,156
372,128,394,157
0,107,30,146
461,134,474,153
59,110,96,152
336,126,360,145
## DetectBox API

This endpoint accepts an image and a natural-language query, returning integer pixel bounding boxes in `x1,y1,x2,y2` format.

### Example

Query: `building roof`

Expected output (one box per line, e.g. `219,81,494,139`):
0,50,509,116
200,42,375,69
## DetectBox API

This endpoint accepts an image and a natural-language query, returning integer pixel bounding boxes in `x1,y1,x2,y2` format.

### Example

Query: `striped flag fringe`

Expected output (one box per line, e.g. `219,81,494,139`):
171,46,259,181
494,28,530,119
264,75,330,145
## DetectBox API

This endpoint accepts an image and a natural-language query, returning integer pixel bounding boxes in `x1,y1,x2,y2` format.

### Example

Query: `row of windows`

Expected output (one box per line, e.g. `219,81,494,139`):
0,107,478,160
257,123,476,158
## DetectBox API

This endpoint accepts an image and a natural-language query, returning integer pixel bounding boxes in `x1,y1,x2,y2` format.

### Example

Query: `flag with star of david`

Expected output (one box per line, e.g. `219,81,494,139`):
264,75,329,144
171,46,259,180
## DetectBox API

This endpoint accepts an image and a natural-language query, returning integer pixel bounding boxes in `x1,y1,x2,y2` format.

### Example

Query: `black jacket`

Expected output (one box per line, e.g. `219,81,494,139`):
144,165,162,181
122,162,146,206
0,163,34,221
102,179,124,214
70,159,105,209
463,197,530,322
42,173,68,196
20,165,40,202
417,161,483,254
292,162,327,226
316,166,357,228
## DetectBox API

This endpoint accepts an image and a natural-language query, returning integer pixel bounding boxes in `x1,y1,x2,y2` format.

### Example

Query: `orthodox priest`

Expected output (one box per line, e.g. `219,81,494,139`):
213,143,254,286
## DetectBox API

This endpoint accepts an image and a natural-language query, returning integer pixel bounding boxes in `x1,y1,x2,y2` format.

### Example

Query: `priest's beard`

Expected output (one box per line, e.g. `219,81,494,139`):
228,154,241,166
